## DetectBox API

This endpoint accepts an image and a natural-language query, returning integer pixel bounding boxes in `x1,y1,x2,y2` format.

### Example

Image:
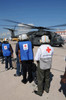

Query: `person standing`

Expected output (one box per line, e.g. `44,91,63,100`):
14,35,22,76
2,38,13,70
18,34,33,84
0,41,2,60
0,40,4,64
0,41,2,56
34,35,54,96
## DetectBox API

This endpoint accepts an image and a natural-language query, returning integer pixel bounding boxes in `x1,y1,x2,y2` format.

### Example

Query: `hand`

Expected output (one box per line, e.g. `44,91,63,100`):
19,59,22,63
11,54,14,58
61,78,66,83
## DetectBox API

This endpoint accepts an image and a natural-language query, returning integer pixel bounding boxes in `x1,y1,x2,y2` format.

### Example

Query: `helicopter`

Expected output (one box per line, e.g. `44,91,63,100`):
2,19,66,46
27,29,64,46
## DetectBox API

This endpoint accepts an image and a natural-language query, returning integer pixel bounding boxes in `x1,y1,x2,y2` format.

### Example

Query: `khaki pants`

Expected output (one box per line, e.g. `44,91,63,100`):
37,62,50,94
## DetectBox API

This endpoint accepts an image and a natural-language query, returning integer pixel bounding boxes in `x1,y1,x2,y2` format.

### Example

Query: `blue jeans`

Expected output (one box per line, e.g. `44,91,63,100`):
16,56,21,75
5,56,12,69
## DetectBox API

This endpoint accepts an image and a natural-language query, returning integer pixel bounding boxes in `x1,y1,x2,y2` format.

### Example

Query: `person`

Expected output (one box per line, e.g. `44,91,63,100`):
0,40,4,64
2,38,13,70
14,35,22,76
18,34,33,84
59,67,66,97
0,41,2,56
34,35,54,96
0,41,2,60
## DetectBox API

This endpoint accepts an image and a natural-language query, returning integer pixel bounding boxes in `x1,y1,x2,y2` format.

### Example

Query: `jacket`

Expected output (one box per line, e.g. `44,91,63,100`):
2,43,11,56
19,41,33,61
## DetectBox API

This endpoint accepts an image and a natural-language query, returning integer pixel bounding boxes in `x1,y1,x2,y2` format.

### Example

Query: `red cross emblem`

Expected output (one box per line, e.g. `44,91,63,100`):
24,44,27,47
23,44,28,50
4,46,7,49
46,47,51,53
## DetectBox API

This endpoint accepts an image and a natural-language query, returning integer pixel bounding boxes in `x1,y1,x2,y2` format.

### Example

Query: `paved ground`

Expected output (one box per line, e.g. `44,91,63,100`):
0,41,66,100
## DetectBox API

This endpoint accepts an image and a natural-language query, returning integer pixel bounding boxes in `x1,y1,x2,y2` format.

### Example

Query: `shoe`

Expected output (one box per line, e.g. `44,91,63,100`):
10,67,13,70
14,74,21,77
58,89,61,92
44,89,49,93
21,79,27,84
34,91,42,96
29,79,33,83
34,78,38,85
5,68,8,71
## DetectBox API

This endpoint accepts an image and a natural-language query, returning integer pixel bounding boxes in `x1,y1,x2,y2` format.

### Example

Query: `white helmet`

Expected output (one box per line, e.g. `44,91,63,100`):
3,38,8,42
19,35,22,40
40,35,50,43
21,34,28,40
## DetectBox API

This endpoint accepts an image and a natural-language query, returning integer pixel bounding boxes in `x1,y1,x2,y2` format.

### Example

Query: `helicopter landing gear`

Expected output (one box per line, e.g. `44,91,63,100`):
59,44,62,47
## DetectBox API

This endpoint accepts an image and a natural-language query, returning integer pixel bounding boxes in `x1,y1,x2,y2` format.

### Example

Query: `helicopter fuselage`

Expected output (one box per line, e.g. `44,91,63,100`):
28,31,64,46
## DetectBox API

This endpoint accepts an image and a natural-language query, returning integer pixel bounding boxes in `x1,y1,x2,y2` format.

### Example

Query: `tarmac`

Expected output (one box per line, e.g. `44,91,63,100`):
0,41,66,100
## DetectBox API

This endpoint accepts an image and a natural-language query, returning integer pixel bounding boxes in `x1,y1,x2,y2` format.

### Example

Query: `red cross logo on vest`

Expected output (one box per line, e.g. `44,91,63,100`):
46,47,51,53
24,44,27,47
4,46,7,50
23,44,28,50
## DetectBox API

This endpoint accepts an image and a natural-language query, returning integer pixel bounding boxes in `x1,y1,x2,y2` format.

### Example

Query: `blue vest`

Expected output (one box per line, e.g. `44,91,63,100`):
0,42,2,51
2,43,11,56
19,41,33,61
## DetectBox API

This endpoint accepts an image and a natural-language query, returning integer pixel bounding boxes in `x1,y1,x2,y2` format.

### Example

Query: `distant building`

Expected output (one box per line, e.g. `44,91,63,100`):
56,30,66,42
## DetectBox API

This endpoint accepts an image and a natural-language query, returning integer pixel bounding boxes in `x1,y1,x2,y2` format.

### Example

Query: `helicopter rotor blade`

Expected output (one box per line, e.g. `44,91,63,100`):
3,27,17,32
0,25,15,27
3,19,37,29
3,19,21,24
48,24,66,27
3,19,55,30
3,19,66,31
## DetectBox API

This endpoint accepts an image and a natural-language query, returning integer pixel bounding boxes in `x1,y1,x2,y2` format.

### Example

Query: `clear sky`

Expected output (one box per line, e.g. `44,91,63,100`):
0,0,66,38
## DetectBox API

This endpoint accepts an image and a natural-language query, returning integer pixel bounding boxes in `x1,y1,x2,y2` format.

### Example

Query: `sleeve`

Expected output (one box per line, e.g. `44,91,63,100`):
51,47,54,56
15,43,19,56
34,48,41,61
1,43,2,53
10,44,13,54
